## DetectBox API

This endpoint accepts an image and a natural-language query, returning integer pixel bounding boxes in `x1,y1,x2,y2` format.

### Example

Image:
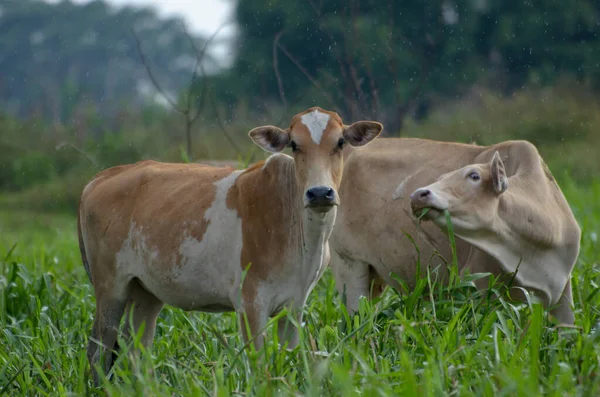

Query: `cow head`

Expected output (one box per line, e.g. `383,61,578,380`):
249,107,382,213
408,151,508,232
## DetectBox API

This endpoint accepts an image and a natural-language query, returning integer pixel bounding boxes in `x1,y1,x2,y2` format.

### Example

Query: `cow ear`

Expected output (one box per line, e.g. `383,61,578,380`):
343,121,383,147
491,151,508,194
249,126,290,153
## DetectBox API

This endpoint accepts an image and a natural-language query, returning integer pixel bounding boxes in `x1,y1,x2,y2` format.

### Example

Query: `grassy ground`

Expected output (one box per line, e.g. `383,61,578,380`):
1,179,599,396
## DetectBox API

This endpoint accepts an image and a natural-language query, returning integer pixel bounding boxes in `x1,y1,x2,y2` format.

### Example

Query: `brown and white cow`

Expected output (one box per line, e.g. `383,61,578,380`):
78,107,382,384
330,138,580,324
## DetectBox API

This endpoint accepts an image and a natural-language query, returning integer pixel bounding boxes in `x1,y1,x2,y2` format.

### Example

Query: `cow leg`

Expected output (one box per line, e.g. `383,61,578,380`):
237,300,269,351
330,250,370,314
122,279,164,351
550,278,575,325
277,310,303,350
88,286,130,387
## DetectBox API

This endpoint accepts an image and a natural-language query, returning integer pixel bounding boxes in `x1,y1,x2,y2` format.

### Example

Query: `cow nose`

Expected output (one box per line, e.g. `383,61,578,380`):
305,186,336,208
410,188,431,202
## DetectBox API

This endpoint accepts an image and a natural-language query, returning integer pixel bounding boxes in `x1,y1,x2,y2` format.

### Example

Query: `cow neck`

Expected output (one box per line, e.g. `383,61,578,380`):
260,154,336,283
299,204,336,283
456,192,573,308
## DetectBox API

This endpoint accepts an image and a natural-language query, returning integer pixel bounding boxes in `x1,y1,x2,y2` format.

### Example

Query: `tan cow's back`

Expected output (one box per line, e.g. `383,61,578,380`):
332,138,485,291
330,137,580,319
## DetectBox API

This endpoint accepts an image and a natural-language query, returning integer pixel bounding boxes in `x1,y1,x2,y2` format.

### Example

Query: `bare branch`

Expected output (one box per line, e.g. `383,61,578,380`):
348,0,364,102
185,20,230,67
131,28,183,114
336,4,362,120
134,20,243,161
181,20,230,115
208,92,244,158
350,0,379,117
364,63,379,117
184,38,201,117
306,0,320,14
306,0,354,114
181,21,231,129
384,1,403,106
276,42,336,107
55,142,100,169
381,0,440,134
189,65,208,126
273,31,288,112
180,24,204,127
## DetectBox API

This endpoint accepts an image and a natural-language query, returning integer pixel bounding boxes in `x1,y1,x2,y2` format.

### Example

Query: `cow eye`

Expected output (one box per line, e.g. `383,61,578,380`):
468,171,480,181
290,141,298,152
337,137,345,150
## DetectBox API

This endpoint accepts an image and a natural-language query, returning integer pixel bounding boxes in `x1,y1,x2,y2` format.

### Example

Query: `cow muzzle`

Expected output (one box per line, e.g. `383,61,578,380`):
409,188,446,220
305,186,338,212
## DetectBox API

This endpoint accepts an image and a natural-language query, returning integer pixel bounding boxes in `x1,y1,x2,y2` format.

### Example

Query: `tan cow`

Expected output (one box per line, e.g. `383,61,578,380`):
330,138,580,324
78,107,382,384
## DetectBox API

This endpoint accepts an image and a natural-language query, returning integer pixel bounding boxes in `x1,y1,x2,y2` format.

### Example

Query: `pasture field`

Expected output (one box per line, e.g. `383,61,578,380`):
1,177,600,396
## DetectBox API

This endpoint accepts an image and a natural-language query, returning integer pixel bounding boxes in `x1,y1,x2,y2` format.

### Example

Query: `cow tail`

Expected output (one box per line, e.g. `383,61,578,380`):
77,204,93,284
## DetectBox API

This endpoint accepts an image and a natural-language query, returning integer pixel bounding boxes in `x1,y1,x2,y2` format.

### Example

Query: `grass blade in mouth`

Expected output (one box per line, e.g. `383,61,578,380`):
417,208,430,221
444,209,459,271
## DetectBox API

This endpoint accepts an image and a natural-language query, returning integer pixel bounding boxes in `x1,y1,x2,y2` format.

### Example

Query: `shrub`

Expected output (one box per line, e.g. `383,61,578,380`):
93,132,142,169
402,83,600,184
0,167,95,213
10,152,57,190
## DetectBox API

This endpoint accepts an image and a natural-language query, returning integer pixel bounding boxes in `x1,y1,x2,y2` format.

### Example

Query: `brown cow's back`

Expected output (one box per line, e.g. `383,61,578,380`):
78,107,385,387
79,161,239,305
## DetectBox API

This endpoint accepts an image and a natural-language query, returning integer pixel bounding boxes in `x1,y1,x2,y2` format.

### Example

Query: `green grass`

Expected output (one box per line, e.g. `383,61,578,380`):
1,180,600,396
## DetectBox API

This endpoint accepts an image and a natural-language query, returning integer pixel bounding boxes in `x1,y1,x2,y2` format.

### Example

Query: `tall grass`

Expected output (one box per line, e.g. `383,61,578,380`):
1,177,599,395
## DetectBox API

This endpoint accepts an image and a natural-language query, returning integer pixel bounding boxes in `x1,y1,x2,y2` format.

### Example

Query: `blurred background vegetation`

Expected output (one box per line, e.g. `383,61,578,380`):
1,0,599,213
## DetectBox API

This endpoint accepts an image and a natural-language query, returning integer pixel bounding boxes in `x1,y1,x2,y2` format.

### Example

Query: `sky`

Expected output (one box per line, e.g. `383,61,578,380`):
46,0,235,63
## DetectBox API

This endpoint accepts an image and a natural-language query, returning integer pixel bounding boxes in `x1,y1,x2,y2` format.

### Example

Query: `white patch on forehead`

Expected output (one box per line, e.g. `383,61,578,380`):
301,110,330,145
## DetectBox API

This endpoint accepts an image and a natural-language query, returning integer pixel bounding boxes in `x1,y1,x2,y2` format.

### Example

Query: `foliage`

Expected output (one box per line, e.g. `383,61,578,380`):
0,103,264,211
479,1,600,89
94,132,143,168
403,82,600,184
0,1,599,394
0,179,599,395
6,152,56,190
4,0,600,136
224,0,600,129
1,0,600,212
1,82,598,213
0,0,213,122
228,0,482,129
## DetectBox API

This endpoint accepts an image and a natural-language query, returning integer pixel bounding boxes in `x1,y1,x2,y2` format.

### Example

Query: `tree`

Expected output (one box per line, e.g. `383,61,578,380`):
221,0,482,133
473,0,600,91
0,0,215,122
132,22,235,161
215,0,600,134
